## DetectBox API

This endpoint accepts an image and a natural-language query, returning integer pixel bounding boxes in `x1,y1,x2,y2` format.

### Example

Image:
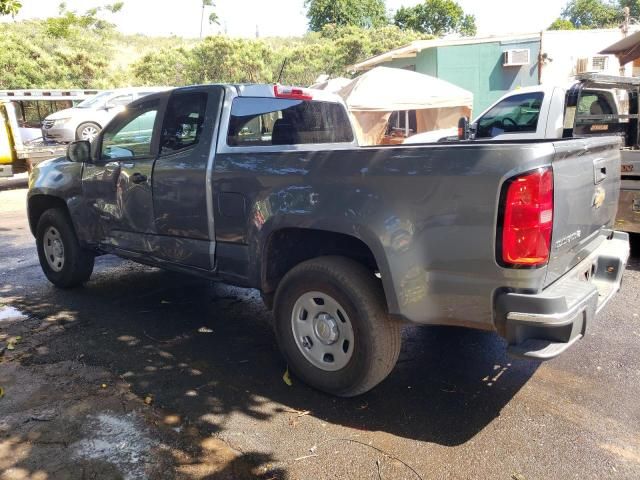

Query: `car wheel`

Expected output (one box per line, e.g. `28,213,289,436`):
36,208,95,288
273,256,401,397
75,122,101,142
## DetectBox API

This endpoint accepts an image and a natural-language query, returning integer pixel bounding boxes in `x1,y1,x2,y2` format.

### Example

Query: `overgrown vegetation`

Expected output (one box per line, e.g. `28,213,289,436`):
549,0,640,29
1,17,429,89
0,0,464,89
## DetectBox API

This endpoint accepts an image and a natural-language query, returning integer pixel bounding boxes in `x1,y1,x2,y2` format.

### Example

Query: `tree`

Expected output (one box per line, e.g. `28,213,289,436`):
131,47,193,86
619,0,640,18
305,0,388,32
554,0,619,29
105,2,124,14
393,0,477,37
188,36,274,84
200,0,218,37
44,4,120,38
321,24,430,69
548,18,576,29
0,0,21,16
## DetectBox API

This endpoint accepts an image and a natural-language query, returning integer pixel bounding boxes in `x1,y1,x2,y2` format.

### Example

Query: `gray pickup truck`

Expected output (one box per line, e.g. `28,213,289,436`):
27,83,630,396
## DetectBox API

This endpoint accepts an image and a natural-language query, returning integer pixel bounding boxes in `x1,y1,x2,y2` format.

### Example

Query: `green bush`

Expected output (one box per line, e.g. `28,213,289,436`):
0,17,430,90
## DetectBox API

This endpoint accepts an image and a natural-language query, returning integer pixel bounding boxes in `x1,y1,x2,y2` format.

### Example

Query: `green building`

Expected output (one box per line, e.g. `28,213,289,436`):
352,34,542,114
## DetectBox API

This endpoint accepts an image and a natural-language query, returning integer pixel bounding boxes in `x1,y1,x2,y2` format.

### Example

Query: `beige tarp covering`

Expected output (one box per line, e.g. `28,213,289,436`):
310,77,352,93
349,111,393,146
338,67,473,145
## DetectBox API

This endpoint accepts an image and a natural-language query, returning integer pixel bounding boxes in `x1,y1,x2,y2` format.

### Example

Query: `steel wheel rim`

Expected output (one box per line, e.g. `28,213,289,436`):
81,126,98,141
43,227,65,272
291,291,355,371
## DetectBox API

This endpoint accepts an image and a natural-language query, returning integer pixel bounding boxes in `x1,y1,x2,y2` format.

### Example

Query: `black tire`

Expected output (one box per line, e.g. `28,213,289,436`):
273,256,401,397
36,208,95,288
75,122,101,142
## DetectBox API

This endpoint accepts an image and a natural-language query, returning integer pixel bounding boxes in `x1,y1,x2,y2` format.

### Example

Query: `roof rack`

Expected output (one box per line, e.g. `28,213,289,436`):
575,73,640,87
0,89,102,101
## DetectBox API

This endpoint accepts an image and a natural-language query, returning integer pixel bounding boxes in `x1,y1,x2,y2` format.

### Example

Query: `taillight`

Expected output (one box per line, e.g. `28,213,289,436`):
273,85,313,101
500,167,554,267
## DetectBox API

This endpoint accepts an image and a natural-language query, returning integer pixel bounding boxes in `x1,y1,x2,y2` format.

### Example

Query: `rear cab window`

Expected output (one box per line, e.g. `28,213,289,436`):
227,97,354,147
475,92,544,138
572,89,628,136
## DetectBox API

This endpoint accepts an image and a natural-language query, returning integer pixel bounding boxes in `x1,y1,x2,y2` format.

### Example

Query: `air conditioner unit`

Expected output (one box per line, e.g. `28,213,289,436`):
576,56,609,74
503,49,530,67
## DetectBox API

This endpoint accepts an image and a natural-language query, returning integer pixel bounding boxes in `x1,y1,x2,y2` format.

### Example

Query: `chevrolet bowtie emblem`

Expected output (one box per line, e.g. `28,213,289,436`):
593,186,606,209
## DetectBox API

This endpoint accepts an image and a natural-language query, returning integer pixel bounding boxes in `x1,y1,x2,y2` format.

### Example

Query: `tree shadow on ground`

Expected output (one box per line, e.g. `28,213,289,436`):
5,257,539,453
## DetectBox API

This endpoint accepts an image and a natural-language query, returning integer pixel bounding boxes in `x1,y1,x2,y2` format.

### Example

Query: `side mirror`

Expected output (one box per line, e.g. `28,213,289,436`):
457,117,470,140
67,140,91,163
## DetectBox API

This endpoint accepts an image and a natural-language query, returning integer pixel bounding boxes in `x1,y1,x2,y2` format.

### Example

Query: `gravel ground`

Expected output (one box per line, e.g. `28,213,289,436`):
1,185,639,480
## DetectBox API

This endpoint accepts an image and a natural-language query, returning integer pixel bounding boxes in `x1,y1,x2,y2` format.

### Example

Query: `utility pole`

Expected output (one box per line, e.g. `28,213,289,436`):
623,6,631,37
199,1,205,38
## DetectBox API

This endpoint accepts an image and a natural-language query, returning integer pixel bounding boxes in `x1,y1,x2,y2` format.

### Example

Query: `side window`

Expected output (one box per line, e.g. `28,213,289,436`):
108,94,133,107
227,98,354,147
475,92,544,138
101,102,158,160
160,92,207,155
20,101,41,127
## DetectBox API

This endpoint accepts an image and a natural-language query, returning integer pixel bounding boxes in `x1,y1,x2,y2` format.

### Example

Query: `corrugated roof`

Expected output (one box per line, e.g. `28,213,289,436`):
351,33,541,71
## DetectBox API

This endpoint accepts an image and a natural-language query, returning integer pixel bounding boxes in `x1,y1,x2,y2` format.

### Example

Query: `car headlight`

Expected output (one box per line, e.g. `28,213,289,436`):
53,118,71,126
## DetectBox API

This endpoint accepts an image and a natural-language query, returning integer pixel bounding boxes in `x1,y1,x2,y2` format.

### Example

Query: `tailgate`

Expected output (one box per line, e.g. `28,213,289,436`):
545,136,622,286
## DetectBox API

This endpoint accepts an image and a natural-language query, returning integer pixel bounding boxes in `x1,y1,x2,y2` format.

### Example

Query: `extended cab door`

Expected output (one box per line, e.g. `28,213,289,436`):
82,96,164,252
150,86,224,270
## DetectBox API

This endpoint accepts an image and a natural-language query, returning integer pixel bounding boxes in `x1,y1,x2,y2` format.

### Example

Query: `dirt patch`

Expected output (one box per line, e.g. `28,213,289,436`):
0,306,275,479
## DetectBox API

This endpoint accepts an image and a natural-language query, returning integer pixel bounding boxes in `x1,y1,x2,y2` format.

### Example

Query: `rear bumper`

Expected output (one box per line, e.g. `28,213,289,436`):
495,231,630,360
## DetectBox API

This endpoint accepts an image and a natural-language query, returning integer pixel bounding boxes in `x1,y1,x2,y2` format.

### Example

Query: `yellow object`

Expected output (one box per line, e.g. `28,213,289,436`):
0,102,16,166
282,367,293,386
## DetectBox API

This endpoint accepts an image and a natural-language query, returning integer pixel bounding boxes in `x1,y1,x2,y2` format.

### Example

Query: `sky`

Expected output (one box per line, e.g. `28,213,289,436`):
4,0,565,38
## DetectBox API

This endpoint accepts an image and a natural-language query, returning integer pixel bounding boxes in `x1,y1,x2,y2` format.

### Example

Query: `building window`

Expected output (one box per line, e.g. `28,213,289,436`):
591,56,608,71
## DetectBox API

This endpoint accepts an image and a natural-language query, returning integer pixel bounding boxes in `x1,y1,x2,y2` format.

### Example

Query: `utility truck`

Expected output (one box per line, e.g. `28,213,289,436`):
406,74,640,234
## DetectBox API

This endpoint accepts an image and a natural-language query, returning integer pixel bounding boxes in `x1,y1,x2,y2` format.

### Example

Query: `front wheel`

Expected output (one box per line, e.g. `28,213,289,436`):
273,256,401,397
75,122,101,142
36,209,95,288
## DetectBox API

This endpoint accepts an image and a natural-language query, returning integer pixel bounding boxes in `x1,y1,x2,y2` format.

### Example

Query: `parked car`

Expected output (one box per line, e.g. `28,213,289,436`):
27,83,629,396
41,87,169,143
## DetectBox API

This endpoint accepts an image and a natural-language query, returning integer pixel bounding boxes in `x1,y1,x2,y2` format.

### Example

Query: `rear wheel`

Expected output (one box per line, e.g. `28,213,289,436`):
36,209,94,288
273,256,401,397
75,122,101,142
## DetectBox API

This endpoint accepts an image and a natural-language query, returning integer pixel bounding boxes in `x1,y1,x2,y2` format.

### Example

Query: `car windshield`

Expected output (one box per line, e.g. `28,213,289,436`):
76,91,114,109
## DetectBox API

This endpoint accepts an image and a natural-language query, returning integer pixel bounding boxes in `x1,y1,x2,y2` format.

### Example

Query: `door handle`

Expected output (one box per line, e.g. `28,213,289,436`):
121,162,135,169
130,172,147,184
593,157,607,184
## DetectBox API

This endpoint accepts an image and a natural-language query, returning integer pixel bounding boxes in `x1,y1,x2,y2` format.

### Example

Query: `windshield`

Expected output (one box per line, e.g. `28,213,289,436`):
76,91,114,109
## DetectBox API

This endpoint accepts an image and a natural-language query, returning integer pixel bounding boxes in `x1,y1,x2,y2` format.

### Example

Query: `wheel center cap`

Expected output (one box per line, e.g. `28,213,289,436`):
314,313,339,345
52,239,63,257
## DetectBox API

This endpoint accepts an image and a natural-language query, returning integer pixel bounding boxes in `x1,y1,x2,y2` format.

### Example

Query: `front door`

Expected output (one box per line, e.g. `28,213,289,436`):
82,97,163,253
151,86,224,269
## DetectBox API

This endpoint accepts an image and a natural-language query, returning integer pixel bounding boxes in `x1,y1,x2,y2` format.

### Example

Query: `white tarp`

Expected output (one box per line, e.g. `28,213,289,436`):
338,67,473,145
310,77,352,93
